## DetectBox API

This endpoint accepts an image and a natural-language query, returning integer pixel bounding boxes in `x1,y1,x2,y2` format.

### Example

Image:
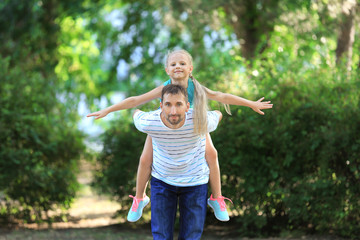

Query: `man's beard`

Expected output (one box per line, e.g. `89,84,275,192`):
166,114,183,125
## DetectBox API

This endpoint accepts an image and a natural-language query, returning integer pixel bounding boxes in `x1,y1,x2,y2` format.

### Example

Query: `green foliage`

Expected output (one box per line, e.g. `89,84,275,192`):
56,16,111,101
0,0,89,223
212,17,360,237
92,111,146,206
214,74,360,237
0,54,84,223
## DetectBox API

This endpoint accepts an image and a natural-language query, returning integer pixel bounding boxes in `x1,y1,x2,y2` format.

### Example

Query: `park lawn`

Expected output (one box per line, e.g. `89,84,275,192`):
0,227,153,240
0,227,343,240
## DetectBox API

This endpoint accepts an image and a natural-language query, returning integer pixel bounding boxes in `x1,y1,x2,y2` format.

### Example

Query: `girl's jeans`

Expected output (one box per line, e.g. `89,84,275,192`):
150,177,208,240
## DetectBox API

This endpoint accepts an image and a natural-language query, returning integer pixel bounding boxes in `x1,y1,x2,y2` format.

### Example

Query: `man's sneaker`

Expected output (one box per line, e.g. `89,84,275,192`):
207,194,233,222
127,195,150,222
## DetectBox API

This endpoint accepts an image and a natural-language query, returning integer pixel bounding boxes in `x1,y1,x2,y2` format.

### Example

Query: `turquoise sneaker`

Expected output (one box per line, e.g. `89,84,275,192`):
207,194,233,222
127,195,150,222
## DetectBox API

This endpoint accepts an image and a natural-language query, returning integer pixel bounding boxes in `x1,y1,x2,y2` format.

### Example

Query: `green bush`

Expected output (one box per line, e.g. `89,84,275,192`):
213,68,360,238
0,55,85,223
0,0,86,223
92,112,148,209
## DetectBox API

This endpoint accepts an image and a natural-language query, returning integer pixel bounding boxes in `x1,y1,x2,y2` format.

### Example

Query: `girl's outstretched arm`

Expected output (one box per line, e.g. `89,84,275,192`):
87,85,164,119
204,87,273,115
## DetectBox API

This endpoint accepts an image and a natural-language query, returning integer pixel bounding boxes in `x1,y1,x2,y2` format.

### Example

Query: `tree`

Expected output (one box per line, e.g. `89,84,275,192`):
0,0,103,223
335,0,357,70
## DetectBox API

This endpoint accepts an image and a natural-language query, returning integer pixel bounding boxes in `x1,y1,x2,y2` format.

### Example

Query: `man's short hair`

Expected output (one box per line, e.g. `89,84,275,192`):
161,84,188,102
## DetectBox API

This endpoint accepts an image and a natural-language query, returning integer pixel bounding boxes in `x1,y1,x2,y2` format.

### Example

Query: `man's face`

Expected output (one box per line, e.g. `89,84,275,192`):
160,93,190,127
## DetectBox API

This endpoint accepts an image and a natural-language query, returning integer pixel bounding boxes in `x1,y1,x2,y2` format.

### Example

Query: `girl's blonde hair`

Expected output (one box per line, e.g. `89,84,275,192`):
165,49,231,135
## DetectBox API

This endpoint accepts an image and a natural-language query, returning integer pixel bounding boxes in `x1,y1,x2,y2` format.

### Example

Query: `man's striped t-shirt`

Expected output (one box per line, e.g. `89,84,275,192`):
133,109,220,187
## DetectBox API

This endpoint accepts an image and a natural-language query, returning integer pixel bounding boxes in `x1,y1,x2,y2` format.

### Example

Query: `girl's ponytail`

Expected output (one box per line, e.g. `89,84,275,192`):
190,74,209,135
190,75,232,135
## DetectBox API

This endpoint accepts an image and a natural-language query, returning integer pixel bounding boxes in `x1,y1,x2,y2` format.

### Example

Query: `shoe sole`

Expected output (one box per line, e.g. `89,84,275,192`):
127,198,150,222
207,199,230,222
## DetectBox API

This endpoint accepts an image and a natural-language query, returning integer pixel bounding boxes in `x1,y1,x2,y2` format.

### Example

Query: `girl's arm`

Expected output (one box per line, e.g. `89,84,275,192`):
204,87,273,115
87,85,164,119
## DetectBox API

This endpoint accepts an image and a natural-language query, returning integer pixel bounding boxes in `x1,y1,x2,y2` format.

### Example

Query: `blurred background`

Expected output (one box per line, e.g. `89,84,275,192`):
0,0,359,239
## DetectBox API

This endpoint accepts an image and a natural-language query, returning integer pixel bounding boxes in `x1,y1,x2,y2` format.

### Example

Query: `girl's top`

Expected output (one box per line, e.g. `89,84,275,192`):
163,79,194,107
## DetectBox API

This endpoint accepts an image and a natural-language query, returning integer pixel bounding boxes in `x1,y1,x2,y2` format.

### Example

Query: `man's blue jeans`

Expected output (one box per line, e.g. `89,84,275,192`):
150,177,208,240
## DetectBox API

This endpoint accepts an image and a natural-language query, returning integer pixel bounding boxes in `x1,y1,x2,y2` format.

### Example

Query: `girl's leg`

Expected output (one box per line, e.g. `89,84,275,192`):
205,133,221,198
206,133,232,222
135,135,153,199
127,135,153,222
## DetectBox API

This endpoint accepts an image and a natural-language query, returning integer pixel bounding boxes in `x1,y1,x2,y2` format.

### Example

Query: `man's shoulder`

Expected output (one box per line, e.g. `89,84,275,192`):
185,109,194,119
134,109,161,120
134,109,162,132
187,109,194,115
147,108,162,116
184,109,219,120
207,110,220,120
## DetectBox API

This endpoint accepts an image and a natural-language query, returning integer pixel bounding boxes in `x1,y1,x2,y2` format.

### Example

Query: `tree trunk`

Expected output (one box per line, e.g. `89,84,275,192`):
335,1,356,71
224,0,278,61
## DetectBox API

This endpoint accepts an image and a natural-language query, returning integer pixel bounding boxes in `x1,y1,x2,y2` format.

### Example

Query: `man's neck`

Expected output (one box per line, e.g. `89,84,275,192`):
160,112,186,129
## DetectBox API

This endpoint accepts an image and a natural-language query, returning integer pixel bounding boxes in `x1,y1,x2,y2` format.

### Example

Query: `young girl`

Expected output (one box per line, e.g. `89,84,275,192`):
87,49,273,222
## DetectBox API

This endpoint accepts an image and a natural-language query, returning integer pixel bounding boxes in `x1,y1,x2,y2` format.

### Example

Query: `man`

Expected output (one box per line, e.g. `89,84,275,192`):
133,84,222,240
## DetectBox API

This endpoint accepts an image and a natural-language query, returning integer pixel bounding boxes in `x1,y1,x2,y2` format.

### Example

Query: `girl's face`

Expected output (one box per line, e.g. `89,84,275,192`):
165,53,193,81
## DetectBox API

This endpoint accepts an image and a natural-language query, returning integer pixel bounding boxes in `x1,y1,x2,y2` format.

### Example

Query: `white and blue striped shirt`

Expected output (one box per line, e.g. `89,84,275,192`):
134,109,220,187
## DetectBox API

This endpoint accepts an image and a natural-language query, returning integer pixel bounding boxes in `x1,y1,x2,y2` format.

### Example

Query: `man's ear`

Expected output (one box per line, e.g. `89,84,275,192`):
186,102,190,112
160,101,163,110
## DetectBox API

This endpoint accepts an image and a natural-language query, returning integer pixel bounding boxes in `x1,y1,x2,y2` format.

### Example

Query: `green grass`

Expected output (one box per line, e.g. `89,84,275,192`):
0,227,153,240
0,227,345,240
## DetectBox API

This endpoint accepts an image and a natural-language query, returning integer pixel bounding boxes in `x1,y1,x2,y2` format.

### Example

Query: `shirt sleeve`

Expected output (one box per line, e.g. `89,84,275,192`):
207,111,220,133
133,110,148,133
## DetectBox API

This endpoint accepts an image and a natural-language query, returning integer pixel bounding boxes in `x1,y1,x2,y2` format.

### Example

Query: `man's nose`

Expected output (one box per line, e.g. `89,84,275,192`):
171,106,177,114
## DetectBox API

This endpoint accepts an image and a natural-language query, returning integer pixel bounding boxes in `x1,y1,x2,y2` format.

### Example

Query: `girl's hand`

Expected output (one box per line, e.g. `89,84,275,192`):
251,97,273,115
86,109,109,119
